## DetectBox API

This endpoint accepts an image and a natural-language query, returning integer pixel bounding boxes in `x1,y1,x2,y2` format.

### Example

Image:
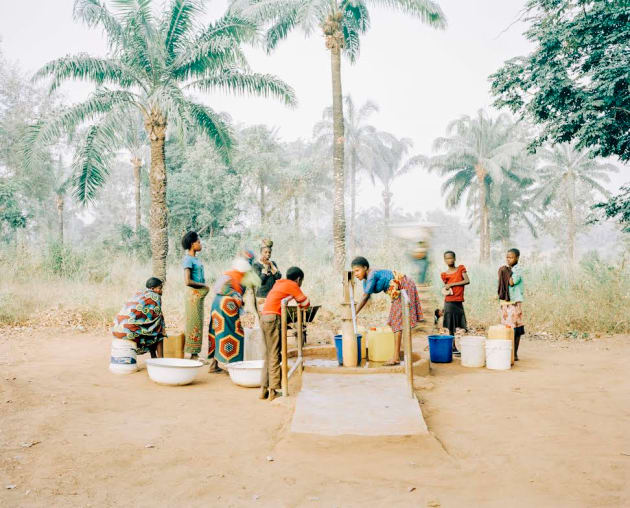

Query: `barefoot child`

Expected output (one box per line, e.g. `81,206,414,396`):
260,267,310,401
440,251,470,356
499,248,524,361
352,257,423,366
182,231,209,360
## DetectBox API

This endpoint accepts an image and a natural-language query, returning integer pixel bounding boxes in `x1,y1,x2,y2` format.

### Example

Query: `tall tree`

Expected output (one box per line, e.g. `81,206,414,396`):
490,175,539,250
490,0,630,162
234,125,286,224
230,0,446,271
369,134,419,223
120,112,148,233
25,0,295,281
314,96,379,253
422,110,525,262
534,143,617,262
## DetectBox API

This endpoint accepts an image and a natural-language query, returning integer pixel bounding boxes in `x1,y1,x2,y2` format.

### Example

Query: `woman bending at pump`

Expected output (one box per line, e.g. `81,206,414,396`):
351,257,423,366
252,238,281,301
112,277,166,358
207,250,261,372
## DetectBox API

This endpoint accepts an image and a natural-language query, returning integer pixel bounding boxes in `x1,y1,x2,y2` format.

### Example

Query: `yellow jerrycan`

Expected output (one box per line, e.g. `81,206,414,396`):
163,332,185,359
368,327,395,362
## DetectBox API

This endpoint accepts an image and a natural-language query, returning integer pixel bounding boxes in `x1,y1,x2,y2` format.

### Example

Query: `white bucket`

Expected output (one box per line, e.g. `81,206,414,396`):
460,336,486,367
109,339,138,374
485,340,512,370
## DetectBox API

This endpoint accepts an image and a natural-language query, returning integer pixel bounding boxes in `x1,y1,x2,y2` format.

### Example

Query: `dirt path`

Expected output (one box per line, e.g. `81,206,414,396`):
1,330,628,507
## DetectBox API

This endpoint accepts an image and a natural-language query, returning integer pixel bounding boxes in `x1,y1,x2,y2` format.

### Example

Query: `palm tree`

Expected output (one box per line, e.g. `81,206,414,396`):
25,0,295,281
423,110,525,262
535,143,617,262
370,134,420,223
314,96,379,253
121,112,149,233
230,0,446,271
490,175,540,250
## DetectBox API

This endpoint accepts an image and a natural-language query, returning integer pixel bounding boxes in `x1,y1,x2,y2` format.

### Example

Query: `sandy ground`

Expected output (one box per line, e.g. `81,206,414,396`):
1,329,629,507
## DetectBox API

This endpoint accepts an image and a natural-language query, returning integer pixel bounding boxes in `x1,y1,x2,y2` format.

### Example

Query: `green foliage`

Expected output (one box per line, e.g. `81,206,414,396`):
27,0,296,204
45,242,86,277
490,0,630,161
166,136,241,236
0,179,27,237
592,185,630,233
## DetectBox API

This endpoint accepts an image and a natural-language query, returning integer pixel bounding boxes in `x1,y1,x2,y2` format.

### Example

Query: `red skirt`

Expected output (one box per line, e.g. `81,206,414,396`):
387,274,423,333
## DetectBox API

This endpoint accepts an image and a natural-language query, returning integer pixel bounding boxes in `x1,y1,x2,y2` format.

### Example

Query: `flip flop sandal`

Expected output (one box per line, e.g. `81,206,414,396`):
383,360,400,366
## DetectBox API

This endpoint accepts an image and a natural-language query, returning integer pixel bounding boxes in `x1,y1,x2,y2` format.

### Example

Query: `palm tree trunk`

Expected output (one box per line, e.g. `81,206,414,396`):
567,199,575,262
476,164,490,263
326,13,346,272
294,195,300,236
383,189,392,224
56,194,64,244
146,110,168,283
350,150,357,254
132,157,142,233
260,179,266,224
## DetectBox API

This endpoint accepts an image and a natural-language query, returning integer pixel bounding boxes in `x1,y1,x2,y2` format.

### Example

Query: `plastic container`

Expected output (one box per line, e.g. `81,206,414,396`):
145,358,203,385
163,333,185,359
334,334,362,366
367,327,395,362
488,325,515,365
109,339,138,374
244,327,265,361
460,336,486,367
428,335,454,363
486,340,512,370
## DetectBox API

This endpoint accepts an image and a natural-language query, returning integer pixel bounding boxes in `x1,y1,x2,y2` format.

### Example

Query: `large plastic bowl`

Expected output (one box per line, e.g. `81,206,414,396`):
227,360,264,387
145,358,203,385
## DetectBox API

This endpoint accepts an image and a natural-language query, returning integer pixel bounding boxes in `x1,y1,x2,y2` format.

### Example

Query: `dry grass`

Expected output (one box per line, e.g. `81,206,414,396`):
1,245,628,336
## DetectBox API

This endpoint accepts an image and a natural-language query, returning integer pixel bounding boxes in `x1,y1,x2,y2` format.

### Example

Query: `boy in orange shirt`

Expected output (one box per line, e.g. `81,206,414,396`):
260,266,310,401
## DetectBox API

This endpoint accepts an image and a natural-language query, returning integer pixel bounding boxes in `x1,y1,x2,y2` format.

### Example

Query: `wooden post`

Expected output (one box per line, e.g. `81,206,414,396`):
281,298,289,397
297,306,304,371
401,290,414,398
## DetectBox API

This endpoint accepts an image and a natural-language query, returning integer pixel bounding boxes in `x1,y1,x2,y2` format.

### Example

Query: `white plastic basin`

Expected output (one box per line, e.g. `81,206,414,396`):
145,358,203,385
227,360,264,388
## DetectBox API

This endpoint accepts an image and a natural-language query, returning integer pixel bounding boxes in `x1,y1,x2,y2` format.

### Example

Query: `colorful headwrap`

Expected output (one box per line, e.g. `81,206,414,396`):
232,249,255,273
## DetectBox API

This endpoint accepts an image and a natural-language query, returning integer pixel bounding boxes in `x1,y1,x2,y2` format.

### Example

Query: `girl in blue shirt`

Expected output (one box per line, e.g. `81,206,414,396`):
182,231,209,360
352,256,423,365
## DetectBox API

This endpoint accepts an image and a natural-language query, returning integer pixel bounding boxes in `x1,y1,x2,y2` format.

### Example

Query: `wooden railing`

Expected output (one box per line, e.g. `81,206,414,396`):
401,289,414,398
280,297,304,397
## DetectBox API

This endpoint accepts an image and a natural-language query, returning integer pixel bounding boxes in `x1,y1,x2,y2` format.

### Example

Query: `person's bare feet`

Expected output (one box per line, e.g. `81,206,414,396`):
259,387,268,400
384,359,400,366
268,389,278,401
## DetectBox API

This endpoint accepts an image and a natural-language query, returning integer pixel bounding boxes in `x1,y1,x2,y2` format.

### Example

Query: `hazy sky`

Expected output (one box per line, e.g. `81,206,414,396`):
0,0,626,219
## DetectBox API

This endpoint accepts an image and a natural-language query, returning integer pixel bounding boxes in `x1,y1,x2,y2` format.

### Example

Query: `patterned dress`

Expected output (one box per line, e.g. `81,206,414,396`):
111,289,166,354
208,270,246,365
363,269,423,333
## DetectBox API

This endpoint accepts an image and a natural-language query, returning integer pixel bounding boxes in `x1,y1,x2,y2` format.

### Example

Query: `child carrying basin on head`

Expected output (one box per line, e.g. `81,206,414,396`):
260,267,310,401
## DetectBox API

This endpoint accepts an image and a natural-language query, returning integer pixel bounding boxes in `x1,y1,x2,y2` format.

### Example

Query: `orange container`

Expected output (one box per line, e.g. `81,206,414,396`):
163,333,185,359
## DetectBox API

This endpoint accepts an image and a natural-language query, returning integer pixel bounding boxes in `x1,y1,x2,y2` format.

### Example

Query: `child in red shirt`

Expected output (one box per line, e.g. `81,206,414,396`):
439,251,470,355
260,266,310,401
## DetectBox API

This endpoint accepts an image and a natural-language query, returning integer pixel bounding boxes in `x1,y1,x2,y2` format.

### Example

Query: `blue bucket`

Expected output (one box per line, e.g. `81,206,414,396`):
334,334,362,365
428,335,454,363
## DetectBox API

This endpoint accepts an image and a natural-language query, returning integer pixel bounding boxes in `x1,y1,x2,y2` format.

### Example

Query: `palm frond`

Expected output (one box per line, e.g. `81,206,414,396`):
163,0,204,64
266,4,304,52
181,100,234,165
186,70,296,106
72,122,119,203
73,0,125,50
34,54,138,92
